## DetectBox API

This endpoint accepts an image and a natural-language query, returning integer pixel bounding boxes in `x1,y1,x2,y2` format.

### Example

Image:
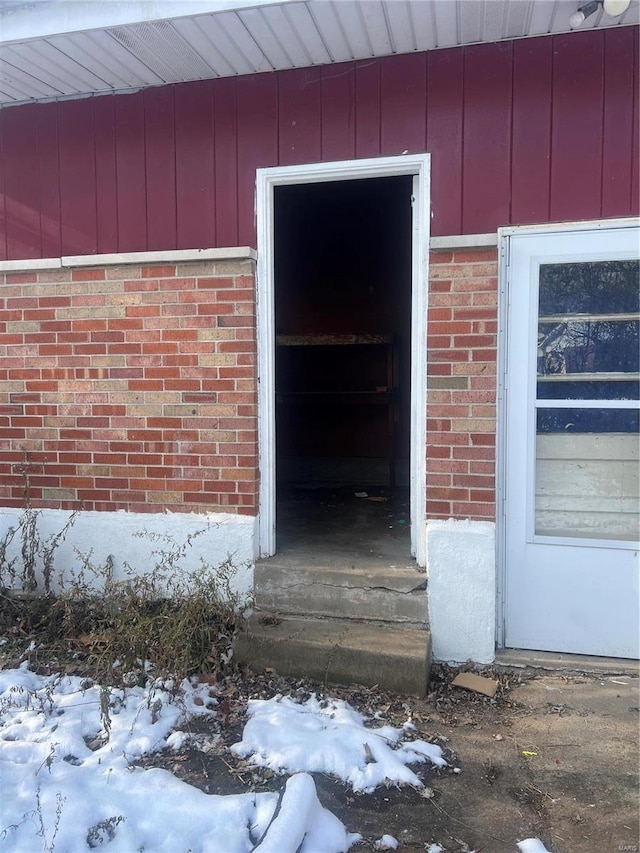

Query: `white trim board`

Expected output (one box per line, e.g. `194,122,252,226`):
256,154,431,565
430,233,497,250
0,247,257,273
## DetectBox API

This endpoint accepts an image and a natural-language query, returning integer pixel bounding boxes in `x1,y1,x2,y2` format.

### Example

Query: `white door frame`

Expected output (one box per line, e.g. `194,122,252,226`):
496,216,640,650
256,154,431,565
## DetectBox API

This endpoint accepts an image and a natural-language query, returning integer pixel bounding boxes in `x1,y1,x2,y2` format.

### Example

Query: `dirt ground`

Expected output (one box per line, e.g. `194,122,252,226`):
135,663,639,853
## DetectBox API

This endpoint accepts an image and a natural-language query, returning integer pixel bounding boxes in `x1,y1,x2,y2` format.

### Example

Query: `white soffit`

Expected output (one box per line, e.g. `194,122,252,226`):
0,0,638,107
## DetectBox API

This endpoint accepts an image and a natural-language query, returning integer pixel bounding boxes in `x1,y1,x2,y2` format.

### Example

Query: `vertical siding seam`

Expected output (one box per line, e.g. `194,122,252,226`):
35,104,42,258
0,113,5,259
214,79,218,246
142,90,149,252
319,65,325,161
507,41,515,228
422,51,428,153
354,61,359,155
631,32,638,213
90,97,98,254
233,78,240,247
276,71,281,166
172,86,178,250
460,47,466,235
92,96,99,257
599,30,606,219
629,28,640,213
547,37,555,223
376,59,381,156
114,98,121,253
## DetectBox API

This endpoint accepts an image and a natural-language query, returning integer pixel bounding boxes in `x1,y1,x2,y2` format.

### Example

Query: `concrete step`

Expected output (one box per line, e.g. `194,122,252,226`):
234,614,431,696
254,559,428,627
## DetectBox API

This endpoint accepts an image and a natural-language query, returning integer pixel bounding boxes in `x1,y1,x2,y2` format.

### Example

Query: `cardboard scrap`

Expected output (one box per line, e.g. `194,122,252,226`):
451,671,499,698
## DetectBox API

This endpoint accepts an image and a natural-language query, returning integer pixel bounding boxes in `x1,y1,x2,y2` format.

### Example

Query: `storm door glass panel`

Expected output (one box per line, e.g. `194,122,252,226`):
535,260,640,541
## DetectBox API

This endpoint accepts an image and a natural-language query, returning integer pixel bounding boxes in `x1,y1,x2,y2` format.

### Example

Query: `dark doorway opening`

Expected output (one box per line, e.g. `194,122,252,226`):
273,176,413,564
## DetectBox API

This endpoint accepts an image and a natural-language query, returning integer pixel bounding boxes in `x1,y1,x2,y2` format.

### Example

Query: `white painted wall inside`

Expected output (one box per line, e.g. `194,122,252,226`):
426,518,496,664
0,508,256,603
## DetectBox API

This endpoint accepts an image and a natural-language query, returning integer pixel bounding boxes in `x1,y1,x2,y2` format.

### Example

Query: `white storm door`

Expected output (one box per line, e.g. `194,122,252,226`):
505,224,639,658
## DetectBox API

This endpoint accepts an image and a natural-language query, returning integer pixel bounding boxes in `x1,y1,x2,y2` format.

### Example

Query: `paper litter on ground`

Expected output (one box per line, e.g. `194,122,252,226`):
231,693,447,793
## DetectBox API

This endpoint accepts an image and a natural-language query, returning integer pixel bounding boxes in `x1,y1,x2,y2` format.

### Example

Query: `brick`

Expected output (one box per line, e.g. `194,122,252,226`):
427,335,452,349
452,501,495,520
195,276,235,289
429,251,453,264
452,249,498,264
142,265,176,278
429,279,452,293
6,273,37,284
72,268,106,281
470,433,496,445
453,335,496,349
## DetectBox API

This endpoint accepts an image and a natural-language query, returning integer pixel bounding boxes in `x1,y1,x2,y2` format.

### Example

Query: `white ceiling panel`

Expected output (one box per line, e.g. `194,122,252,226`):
333,1,373,56
307,1,354,62
482,0,509,41
0,58,63,98
279,3,332,65
213,10,275,72
381,1,414,53
0,0,637,107
108,21,215,82
357,2,394,55
45,33,142,89
504,0,533,38
259,4,315,66
459,0,484,43
237,7,295,68
2,43,88,94
84,30,168,86
192,14,258,75
170,16,236,76
527,0,558,34
408,1,436,51
431,0,459,46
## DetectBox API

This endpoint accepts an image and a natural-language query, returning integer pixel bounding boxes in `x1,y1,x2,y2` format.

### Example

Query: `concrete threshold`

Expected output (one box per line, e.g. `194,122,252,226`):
234,614,431,696
495,648,639,676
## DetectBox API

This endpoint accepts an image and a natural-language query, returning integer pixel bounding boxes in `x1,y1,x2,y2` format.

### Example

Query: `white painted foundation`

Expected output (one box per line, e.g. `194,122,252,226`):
426,518,496,664
0,508,256,603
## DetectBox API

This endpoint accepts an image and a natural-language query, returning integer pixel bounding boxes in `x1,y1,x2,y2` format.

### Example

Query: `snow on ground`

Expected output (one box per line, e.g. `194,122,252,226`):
231,693,447,793
0,663,553,853
516,842,552,853
0,664,357,853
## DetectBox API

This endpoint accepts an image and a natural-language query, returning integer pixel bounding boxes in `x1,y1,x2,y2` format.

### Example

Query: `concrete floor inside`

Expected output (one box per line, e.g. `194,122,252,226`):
274,485,415,571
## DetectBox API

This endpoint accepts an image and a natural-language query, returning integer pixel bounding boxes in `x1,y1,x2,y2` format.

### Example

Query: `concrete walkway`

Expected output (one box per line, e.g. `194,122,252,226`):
315,668,639,852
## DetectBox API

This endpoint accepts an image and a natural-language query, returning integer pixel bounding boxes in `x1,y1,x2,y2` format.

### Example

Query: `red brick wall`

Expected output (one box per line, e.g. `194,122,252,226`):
1,248,499,524
0,258,258,515
426,247,498,522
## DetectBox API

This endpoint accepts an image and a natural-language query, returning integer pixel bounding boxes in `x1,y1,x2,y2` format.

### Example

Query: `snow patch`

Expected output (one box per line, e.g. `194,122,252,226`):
0,667,357,853
517,840,552,853
231,693,446,794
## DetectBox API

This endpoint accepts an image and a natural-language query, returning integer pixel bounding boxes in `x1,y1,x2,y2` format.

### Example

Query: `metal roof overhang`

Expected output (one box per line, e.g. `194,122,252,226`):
0,0,638,108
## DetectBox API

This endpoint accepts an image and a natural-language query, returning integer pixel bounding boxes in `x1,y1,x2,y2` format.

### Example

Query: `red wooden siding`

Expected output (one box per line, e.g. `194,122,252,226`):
461,42,512,234
426,48,464,236
550,32,605,223
115,92,147,253
320,63,356,162
511,37,552,224
144,86,177,251
93,95,118,254
0,28,637,260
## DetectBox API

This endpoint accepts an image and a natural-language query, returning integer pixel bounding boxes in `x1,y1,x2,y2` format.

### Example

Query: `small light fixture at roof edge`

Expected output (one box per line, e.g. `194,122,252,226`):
569,0,631,27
